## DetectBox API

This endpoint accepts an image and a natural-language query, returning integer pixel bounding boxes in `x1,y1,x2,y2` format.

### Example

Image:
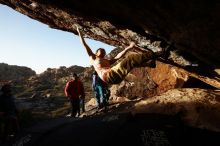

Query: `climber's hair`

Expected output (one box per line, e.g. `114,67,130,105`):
96,48,106,56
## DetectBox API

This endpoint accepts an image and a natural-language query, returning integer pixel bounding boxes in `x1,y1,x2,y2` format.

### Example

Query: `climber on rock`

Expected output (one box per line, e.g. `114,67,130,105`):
76,26,168,84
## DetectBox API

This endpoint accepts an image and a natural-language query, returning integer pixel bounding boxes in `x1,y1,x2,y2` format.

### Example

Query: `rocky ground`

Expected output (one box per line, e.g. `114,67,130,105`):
84,88,220,132
8,88,220,146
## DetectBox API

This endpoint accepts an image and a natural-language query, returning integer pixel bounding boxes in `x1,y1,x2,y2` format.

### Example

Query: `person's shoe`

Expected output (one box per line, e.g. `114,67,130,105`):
104,106,108,113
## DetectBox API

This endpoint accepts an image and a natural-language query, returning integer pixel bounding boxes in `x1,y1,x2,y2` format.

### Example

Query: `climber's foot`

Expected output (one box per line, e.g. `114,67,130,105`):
139,59,156,68
147,59,156,68
155,45,171,60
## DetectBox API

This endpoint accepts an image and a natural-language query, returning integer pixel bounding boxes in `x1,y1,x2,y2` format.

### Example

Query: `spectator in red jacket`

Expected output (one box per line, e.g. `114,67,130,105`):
65,73,85,117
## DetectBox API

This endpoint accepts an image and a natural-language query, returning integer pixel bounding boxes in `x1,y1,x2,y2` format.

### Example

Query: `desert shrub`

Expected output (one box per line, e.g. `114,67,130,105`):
16,88,34,98
35,84,52,91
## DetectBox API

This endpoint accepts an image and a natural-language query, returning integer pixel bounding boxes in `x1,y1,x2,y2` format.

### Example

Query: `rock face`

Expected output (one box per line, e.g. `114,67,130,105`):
135,88,220,132
1,0,220,69
108,49,219,100
111,61,189,99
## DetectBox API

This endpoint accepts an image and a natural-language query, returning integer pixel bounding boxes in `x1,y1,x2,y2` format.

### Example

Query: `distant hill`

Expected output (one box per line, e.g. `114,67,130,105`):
0,63,36,81
11,65,90,98
0,64,91,99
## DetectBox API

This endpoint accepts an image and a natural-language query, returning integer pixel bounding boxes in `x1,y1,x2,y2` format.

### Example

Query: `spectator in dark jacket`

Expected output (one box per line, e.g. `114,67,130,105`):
65,73,85,117
0,84,19,142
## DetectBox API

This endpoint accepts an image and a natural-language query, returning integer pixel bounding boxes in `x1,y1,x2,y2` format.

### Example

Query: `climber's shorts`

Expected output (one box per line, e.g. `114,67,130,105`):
106,52,153,84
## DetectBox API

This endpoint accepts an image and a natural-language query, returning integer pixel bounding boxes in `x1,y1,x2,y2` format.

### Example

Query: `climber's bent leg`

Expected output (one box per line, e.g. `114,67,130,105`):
106,52,153,84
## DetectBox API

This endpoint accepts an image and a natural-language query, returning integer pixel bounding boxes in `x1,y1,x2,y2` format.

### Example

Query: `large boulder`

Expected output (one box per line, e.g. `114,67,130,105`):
110,60,188,99
135,88,220,132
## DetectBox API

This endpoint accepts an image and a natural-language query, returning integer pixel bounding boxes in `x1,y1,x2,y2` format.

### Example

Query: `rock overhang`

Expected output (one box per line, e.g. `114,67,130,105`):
1,0,220,69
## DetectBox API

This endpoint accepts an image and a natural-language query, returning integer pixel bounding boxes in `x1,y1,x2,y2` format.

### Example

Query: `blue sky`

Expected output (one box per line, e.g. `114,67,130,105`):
0,5,114,74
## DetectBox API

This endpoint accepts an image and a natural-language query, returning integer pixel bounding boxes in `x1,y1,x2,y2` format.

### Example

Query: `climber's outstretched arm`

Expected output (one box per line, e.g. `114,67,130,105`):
76,27,96,60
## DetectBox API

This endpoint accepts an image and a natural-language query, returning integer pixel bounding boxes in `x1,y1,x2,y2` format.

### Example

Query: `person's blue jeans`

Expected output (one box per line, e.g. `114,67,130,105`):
95,85,107,108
